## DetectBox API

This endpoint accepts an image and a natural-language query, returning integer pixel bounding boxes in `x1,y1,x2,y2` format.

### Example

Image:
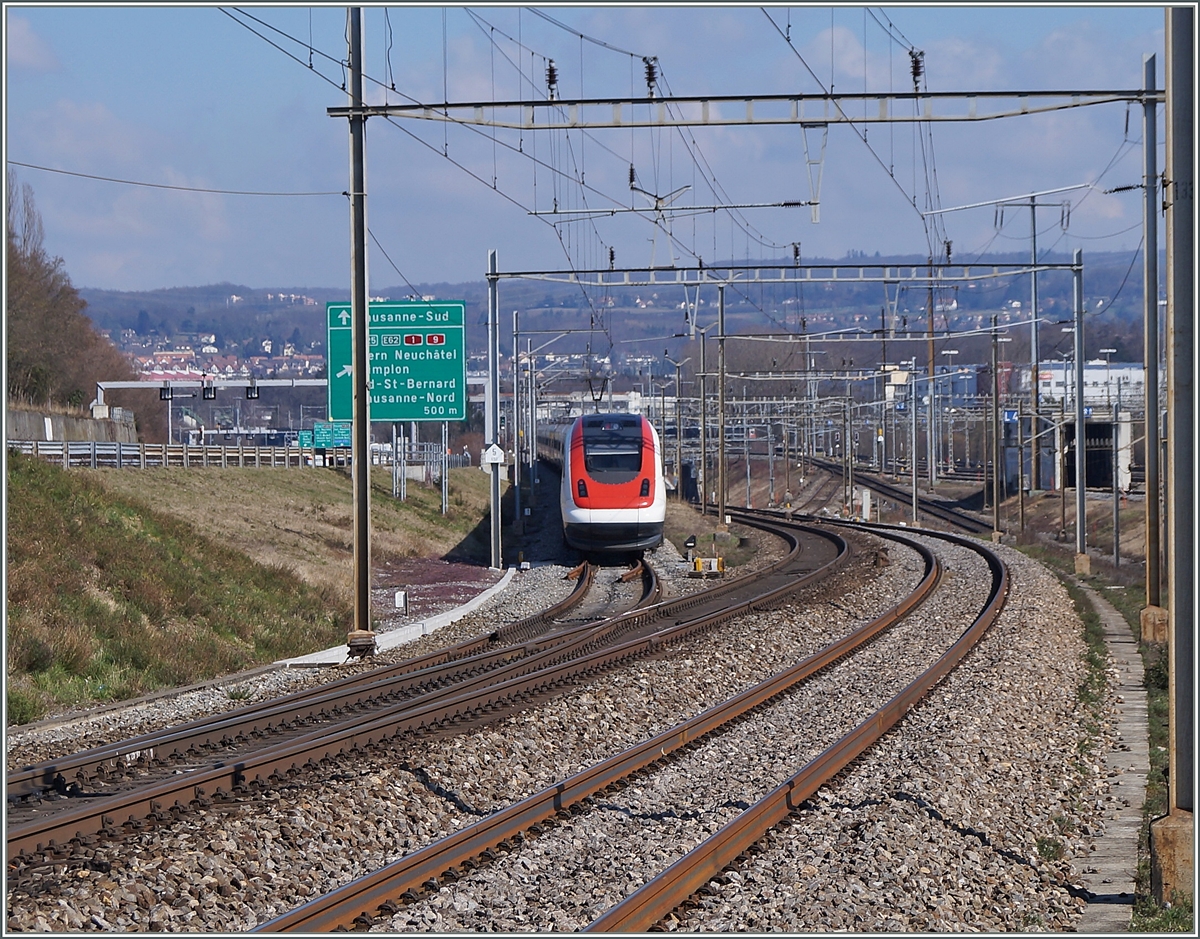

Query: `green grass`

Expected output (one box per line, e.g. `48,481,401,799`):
1036,835,1066,862
78,464,499,602
1134,890,1193,932
6,452,352,724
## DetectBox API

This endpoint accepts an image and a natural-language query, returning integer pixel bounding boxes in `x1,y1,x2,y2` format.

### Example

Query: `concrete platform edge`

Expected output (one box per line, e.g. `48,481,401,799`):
277,566,517,667
1073,579,1150,933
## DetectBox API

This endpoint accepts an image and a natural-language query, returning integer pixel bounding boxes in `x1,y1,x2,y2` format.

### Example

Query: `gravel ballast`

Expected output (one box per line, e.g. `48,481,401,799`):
6,535,1120,933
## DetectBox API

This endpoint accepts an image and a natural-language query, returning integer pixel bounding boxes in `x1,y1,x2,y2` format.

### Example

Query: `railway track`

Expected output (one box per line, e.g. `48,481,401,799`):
7,562,598,806
5,521,817,872
588,517,1007,931
790,472,843,515
7,558,655,865
809,458,994,534
256,519,1006,932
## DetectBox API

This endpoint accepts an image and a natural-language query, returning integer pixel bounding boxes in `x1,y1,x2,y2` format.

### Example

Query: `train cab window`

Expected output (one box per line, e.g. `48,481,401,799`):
581,418,643,483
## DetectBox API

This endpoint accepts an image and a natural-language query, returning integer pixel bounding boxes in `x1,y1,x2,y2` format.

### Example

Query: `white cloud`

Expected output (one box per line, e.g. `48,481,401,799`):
6,15,60,71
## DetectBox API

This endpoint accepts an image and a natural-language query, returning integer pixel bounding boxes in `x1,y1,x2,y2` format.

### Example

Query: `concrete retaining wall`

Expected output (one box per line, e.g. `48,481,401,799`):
7,408,138,443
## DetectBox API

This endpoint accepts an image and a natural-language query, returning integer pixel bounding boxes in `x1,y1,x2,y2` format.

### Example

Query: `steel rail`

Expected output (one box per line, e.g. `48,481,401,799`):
8,565,598,801
585,525,1008,931
7,523,813,866
258,524,930,931
792,474,844,516
629,557,664,608
809,457,993,534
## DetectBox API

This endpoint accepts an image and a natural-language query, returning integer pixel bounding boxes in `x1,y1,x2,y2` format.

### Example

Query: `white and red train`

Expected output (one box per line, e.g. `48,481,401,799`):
535,413,666,555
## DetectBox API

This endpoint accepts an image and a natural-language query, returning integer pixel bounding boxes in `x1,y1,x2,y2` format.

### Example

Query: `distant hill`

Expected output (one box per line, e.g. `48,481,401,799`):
78,249,1152,361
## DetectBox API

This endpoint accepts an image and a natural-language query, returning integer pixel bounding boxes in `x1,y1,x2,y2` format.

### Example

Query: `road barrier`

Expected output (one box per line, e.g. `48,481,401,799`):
7,440,472,472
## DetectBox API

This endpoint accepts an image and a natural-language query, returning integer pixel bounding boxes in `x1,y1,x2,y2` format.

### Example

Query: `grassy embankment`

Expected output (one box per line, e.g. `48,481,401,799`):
661,500,760,568
6,454,497,725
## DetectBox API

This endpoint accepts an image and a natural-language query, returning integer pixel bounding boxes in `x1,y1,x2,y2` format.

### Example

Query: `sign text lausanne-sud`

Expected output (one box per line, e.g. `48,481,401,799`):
327,301,466,422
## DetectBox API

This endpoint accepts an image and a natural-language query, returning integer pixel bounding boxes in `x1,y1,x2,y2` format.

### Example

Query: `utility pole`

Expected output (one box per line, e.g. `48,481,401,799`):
767,420,776,506
665,353,689,501
1059,399,1067,537
1030,202,1042,491
345,7,373,644
718,284,727,524
1073,249,1087,569
846,399,854,517
1017,402,1026,532
744,389,752,508
512,309,521,533
528,338,538,490
1112,412,1120,567
487,250,501,570
910,370,918,522
1151,7,1194,903
927,257,936,488
991,314,1002,539
1142,53,1165,629
698,331,707,514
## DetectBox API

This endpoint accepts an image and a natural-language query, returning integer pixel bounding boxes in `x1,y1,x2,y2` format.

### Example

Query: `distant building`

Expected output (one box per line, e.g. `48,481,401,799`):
1022,360,1147,407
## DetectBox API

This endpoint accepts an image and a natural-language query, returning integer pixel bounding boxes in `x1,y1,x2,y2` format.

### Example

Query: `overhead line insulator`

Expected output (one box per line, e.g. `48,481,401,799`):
643,56,658,98
910,50,925,88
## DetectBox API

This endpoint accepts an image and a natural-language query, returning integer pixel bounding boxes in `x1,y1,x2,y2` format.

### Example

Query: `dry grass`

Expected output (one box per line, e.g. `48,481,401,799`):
6,454,358,722
75,465,499,603
662,499,760,568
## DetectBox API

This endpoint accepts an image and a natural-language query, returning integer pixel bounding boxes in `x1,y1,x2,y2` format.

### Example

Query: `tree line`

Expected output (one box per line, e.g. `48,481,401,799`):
6,177,165,440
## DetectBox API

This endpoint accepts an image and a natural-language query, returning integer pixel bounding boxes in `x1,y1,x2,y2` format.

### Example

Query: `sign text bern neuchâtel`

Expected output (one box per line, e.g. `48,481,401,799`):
327,301,467,423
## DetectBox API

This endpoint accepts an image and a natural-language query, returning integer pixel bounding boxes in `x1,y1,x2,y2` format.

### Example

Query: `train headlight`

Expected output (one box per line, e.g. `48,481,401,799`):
640,478,650,497
577,479,588,498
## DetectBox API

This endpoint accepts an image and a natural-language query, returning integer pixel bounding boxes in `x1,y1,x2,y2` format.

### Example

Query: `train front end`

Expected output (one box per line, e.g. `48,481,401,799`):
560,414,665,554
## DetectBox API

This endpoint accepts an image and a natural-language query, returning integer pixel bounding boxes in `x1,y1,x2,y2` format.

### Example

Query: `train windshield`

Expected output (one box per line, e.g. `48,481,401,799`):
581,418,643,479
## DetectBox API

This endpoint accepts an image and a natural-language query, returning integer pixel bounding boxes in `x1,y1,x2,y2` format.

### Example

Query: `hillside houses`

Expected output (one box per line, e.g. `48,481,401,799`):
127,343,325,380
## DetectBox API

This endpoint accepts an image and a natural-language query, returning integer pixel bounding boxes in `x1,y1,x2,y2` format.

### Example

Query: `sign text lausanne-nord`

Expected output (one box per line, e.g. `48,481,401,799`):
326,301,466,422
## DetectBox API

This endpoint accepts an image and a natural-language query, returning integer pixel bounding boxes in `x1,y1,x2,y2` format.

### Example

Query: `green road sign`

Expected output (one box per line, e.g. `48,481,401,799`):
297,430,314,448
327,301,467,422
313,421,352,448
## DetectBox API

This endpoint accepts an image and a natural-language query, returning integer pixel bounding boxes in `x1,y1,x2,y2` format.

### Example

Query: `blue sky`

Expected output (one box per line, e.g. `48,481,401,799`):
5,5,1165,292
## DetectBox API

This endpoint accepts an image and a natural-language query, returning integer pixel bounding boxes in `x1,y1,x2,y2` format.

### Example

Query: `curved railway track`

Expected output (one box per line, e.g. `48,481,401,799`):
6,558,657,866
6,521,822,872
588,517,1007,931
809,458,994,534
790,472,844,516
257,519,1006,932
8,563,598,805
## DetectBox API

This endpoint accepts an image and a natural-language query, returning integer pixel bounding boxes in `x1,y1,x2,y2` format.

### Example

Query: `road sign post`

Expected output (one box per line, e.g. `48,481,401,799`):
327,301,467,423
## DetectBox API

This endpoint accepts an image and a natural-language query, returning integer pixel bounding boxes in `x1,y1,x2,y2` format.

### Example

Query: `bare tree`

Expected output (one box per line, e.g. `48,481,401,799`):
6,176,161,438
